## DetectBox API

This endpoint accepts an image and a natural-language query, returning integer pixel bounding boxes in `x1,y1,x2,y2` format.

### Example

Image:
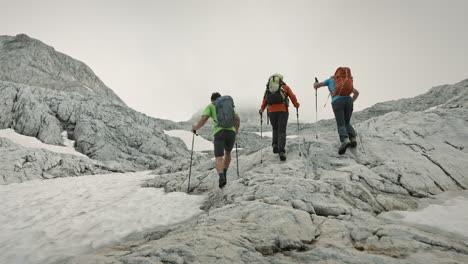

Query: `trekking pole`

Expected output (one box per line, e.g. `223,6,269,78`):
235,142,239,177
296,108,300,132
315,77,319,139
266,108,269,125
187,130,198,193
323,94,331,108
260,112,263,164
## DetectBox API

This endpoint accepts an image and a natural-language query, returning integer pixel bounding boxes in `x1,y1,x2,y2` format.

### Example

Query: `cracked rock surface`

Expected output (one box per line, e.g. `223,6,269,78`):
67,81,468,263
0,138,121,184
1,34,191,181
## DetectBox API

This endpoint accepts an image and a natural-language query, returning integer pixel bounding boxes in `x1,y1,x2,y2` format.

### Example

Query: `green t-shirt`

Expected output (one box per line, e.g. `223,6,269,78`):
202,103,236,135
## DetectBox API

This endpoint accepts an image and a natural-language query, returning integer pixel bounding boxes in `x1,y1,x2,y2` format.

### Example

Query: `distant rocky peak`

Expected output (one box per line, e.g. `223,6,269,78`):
0,34,125,105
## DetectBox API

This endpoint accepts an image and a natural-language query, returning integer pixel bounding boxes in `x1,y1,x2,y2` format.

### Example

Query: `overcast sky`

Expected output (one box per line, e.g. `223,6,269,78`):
1,0,467,122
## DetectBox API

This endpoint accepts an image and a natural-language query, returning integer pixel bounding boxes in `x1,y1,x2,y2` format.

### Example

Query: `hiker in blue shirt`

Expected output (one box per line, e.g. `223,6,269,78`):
314,67,360,154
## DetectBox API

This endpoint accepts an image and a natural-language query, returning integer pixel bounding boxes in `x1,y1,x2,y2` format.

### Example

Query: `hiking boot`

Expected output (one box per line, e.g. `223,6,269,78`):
349,137,357,148
279,152,287,161
273,146,278,153
338,139,350,155
219,174,227,188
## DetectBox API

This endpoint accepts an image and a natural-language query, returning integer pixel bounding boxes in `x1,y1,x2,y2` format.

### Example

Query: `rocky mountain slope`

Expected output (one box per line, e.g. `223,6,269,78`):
0,34,124,104
0,34,190,182
0,137,119,184
68,79,468,264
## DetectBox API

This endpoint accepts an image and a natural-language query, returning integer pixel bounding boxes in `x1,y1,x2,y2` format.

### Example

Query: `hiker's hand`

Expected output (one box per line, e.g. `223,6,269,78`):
259,109,264,114
191,125,197,131
235,128,239,135
296,103,300,108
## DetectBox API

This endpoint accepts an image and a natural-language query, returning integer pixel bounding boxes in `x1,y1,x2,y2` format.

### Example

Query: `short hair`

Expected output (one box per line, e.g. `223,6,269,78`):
211,92,221,101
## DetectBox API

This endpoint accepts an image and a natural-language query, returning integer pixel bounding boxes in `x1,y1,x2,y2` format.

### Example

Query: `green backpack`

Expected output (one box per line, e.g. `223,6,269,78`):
265,73,289,105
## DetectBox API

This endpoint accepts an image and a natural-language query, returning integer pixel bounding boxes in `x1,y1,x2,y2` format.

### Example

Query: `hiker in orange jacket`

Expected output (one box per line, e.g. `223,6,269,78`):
259,74,299,161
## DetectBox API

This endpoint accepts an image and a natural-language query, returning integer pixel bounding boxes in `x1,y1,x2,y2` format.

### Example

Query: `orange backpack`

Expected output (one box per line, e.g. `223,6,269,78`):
332,67,353,96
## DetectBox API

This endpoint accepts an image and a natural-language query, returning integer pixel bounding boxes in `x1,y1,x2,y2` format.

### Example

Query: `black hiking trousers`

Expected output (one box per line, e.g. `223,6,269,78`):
332,97,356,142
268,111,289,153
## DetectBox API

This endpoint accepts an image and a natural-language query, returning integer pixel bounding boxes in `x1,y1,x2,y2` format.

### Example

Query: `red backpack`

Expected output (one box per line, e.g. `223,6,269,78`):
332,67,353,96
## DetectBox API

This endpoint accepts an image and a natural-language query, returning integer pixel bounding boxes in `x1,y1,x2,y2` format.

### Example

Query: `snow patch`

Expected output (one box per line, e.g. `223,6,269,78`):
252,131,298,139
425,104,444,112
164,130,213,151
61,131,75,148
0,171,205,264
81,84,93,92
380,191,468,239
0,129,85,157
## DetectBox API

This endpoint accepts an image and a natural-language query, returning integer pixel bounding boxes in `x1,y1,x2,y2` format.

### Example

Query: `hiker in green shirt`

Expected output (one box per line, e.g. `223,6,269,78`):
192,92,240,188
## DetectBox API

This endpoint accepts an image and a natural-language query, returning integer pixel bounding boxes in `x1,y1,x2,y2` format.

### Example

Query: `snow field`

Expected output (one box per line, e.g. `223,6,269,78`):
164,130,213,151
252,131,298,139
380,191,468,239
0,129,84,157
0,172,205,264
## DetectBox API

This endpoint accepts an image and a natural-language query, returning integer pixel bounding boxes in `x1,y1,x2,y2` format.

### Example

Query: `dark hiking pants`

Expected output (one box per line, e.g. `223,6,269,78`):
332,97,356,142
268,111,289,153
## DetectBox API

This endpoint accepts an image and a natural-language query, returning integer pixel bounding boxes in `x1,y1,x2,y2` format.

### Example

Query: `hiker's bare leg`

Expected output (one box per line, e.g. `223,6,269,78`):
216,156,224,173
224,151,232,170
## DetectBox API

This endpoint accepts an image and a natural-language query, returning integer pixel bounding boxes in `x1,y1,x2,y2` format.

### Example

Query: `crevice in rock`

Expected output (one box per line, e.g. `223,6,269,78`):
255,240,311,257
444,140,464,151
395,174,428,198
421,153,466,190
403,143,427,153
433,181,445,192
413,130,425,138
350,234,365,252
352,177,386,213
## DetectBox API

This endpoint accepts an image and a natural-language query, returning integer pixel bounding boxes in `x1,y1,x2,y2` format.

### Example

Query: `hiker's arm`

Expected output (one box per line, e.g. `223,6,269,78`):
314,82,327,89
259,97,267,114
352,88,359,102
192,115,209,131
235,114,240,134
286,86,300,108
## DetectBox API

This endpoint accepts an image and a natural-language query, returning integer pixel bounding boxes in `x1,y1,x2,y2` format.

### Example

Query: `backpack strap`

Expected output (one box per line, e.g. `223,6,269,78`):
281,86,290,106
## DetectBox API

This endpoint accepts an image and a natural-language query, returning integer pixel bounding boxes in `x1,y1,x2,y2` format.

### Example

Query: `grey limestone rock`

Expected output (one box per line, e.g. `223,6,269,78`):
0,138,121,184
0,81,190,174
0,34,193,181
69,79,468,263
0,34,124,105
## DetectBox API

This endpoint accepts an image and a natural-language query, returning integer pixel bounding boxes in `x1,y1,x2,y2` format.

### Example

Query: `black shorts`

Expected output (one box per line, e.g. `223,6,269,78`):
214,129,236,157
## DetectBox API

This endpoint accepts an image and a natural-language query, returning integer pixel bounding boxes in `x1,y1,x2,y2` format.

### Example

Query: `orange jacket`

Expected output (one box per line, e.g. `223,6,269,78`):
261,84,300,113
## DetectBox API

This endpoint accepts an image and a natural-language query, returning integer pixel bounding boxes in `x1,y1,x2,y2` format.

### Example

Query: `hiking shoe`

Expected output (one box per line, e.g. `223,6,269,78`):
219,174,227,188
349,137,357,148
338,139,350,155
273,146,278,153
279,152,287,161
